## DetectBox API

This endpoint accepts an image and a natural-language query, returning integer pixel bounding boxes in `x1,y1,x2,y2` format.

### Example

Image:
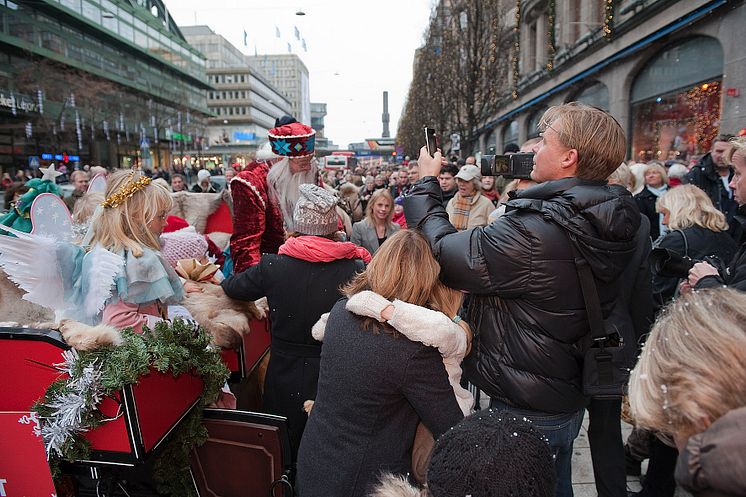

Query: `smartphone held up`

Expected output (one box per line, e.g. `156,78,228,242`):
424,127,438,156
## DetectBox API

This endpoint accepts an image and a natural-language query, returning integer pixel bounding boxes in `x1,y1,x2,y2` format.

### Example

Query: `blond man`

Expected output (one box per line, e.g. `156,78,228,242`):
405,102,642,496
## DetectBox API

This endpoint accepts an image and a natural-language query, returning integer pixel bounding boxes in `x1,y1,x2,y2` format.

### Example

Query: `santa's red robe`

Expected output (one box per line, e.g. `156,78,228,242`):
230,161,285,273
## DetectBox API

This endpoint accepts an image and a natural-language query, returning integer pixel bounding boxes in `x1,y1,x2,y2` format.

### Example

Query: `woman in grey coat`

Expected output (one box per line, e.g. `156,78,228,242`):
350,188,400,255
296,230,463,497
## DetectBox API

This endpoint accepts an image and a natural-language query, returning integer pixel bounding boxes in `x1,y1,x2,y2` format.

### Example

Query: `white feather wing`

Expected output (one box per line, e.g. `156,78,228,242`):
82,245,124,320
0,224,67,311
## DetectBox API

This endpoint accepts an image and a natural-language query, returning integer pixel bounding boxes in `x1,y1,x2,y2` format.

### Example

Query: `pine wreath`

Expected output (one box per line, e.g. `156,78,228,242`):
33,319,230,496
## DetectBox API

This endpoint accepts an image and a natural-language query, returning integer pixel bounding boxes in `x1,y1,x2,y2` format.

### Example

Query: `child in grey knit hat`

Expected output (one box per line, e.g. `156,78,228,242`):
292,183,339,236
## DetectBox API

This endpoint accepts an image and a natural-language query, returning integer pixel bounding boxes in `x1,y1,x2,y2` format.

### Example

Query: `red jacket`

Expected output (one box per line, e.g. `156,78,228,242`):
229,161,285,273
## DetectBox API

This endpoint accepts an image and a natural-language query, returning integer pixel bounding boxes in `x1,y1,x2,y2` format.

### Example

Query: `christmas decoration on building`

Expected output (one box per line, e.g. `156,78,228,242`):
546,0,556,71
512,0,522,98
603,0,614,40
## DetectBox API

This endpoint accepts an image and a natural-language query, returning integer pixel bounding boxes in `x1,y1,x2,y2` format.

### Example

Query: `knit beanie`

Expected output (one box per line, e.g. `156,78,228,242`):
160,227,209,268
292,184,338,236
426,409,556,497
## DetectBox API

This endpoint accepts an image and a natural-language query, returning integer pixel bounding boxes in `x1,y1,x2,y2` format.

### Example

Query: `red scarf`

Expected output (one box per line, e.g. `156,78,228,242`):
279,236,372,264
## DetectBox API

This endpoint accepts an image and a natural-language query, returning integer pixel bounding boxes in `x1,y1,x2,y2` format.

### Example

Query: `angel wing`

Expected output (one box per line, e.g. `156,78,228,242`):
30,193,74,242
87,174,107,194
0,223,68,313
80,245,124,322
0,222,124,323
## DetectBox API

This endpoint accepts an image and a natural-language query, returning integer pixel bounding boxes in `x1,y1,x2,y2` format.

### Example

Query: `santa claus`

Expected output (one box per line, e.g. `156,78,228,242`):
229,121,318,274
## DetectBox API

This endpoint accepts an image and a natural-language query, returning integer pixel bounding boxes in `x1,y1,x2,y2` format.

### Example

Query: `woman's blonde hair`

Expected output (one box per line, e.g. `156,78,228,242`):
726,136,746,165
643,162,668,186
342,230,463,332
607,163,634,192
628,288,746,439
364,188,394,225
655,184,728,232
88,170,172,256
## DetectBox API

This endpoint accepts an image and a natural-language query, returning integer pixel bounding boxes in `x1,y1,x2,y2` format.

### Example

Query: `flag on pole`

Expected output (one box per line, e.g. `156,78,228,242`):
302,38,307,52
294,26,300,40
243,29,248,47
287,42,292,53
275,26,281,38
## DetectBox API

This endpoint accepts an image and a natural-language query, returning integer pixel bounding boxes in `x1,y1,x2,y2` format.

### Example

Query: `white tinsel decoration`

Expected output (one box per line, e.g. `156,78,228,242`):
40,350,106,459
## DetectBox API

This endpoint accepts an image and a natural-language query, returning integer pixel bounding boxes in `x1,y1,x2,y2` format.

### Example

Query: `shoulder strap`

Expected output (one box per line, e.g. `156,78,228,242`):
675,229,689,257
567,234,608,341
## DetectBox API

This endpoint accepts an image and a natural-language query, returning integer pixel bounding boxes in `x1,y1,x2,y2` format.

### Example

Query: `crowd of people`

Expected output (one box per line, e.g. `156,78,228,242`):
1,106,745,497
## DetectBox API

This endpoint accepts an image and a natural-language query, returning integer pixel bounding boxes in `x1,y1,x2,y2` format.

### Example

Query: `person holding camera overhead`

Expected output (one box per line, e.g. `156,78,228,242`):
688,136,746,292
651,184,737,307
445,164,494,230
405,103,644,497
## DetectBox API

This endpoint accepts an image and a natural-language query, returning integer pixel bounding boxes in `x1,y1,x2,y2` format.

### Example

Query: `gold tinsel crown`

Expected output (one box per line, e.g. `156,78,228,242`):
101,172,152,209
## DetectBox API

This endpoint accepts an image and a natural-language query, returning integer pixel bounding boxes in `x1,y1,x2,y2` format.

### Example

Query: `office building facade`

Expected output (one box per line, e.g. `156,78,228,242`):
182,25,293,166
0,0,211,172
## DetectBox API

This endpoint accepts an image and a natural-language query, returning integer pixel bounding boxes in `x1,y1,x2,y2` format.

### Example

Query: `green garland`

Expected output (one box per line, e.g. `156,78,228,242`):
34,319,229,496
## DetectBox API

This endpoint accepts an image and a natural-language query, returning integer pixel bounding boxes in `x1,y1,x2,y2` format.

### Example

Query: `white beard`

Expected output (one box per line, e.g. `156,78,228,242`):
266,157,319,231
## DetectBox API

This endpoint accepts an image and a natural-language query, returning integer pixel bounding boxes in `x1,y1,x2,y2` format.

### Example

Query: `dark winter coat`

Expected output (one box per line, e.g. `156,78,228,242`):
296,300,463,497
609,215,654,366
404,176,640,414
695,204,746,292
221,254,362,459
634,186,666,241
685,153,738,223
440,187,456,208
653,225,738,305
675,406,746,497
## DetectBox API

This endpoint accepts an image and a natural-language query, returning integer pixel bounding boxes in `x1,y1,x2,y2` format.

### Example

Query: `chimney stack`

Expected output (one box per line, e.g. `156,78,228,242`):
382,91,390,138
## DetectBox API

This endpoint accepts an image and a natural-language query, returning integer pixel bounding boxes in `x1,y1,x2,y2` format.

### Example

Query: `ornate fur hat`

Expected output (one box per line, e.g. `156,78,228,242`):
268,122,316,158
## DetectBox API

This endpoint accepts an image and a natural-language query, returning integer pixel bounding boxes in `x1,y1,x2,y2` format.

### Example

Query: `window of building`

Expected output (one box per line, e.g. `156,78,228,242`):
571,81,609,111
502,120,518,149
630,37,724,162
526,107,548,138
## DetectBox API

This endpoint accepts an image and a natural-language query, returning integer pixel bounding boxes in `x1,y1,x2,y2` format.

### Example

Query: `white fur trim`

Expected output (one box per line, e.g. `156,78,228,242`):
231,177,266,209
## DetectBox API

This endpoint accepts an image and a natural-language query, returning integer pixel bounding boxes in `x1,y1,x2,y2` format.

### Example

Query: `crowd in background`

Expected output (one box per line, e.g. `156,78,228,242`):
1,107,745,497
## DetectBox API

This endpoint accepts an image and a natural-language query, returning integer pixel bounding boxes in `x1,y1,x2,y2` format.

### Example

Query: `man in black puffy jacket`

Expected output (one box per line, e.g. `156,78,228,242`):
405,103,641,497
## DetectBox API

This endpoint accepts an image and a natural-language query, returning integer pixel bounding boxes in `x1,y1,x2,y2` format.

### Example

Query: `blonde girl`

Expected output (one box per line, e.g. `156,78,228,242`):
88,169,183,332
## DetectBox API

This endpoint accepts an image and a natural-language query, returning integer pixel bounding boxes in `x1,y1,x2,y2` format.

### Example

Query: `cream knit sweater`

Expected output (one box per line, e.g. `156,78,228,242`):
312,291,474,415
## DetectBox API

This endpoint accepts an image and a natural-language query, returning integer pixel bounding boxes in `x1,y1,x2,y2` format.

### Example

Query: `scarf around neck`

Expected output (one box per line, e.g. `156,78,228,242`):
646,184,668,197
451,193,477,231
279,235,372,264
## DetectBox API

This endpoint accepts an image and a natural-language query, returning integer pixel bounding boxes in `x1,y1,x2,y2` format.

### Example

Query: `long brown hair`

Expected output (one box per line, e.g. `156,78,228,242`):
342,230,463,332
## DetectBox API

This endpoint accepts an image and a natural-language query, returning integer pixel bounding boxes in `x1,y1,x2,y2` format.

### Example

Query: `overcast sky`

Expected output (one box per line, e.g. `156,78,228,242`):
163,1,435,148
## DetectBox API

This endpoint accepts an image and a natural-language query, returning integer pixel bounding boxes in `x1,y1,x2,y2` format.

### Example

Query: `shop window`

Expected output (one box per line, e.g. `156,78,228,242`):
631,80,721,163
630,37,724,162
631,37,723,103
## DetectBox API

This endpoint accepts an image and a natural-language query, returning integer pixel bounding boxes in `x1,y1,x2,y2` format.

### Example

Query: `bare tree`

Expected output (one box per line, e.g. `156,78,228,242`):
397,0,513,158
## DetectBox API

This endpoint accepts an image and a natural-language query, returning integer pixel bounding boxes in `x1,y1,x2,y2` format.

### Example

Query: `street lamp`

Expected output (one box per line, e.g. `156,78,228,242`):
295,8,306,16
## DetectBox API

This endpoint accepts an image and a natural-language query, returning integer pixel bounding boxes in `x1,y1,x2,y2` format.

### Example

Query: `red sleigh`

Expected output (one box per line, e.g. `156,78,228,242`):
0,326,292,497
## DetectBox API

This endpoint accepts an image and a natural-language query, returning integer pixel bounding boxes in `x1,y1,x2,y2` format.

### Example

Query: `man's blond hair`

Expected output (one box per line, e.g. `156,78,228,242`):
539,102,626,180
628,288,746,440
